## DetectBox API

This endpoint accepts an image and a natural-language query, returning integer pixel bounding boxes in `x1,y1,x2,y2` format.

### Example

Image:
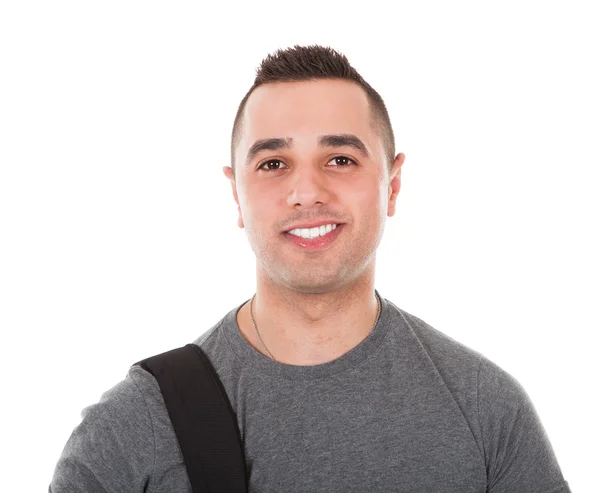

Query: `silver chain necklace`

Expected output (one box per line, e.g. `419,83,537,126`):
248,293,382,363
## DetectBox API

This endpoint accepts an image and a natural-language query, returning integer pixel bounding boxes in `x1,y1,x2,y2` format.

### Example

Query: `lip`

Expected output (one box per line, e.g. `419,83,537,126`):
283,223,344,251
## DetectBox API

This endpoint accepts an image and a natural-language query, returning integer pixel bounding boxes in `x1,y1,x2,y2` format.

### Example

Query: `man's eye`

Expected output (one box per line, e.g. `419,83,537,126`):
258,156,357,172
258,159,285,171
329,156,357,167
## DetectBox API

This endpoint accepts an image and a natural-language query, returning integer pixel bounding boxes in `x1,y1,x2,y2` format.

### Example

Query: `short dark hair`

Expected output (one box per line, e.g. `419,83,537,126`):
230,45,395,178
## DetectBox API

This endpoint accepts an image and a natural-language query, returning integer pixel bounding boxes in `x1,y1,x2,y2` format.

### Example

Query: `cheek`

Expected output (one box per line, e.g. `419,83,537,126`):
239,185,262,216
352,183,384,215
240,188,278,234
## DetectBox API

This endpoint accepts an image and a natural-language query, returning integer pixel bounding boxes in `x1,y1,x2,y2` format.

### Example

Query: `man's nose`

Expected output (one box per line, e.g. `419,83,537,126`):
286,164,332,208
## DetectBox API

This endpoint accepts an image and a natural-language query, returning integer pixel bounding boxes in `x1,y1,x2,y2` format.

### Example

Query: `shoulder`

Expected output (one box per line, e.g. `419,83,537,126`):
49,366,159,492
392,305,534,412
475,350,570,490
77,365,160,435
389,302,533,415
385,302,493,444
387,301,485,382
190,315,236,372
79,364,166,424
476,355,538,432
50,363,190,492
76,364,173,455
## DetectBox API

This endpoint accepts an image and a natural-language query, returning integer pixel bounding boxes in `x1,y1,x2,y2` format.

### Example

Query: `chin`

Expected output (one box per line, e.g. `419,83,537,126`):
280,272,349,294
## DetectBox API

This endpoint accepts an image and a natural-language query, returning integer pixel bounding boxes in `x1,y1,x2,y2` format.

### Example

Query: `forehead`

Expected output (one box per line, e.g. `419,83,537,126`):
239,79,376,151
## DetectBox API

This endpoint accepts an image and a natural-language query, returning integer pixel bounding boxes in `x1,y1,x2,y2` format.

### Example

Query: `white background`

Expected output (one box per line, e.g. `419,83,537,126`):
1,1,597,491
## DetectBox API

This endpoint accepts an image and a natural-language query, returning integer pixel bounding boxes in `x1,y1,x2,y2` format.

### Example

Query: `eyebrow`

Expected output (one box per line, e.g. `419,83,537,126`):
246,138,292,166
245,133,370,166
318,134,370,157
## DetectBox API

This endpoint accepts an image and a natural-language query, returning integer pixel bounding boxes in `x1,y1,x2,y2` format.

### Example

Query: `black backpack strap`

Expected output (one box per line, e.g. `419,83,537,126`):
135,344,247,493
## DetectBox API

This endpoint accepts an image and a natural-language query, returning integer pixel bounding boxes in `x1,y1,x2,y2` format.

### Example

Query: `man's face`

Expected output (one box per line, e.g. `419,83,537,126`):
224,79,403,294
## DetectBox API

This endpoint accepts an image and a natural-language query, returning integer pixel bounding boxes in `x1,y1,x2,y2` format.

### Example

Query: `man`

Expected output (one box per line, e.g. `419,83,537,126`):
50,45,571,492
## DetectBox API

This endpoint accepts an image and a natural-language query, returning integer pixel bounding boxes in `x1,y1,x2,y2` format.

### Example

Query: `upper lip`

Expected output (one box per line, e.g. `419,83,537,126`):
284,220,343,232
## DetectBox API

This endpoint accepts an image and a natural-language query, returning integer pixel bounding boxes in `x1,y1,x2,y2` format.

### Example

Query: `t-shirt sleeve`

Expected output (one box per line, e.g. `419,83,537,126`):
477,356,571,492
49,367,155,493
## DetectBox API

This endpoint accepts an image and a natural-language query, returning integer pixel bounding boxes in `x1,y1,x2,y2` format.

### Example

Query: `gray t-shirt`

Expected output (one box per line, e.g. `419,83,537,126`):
49,291,571,492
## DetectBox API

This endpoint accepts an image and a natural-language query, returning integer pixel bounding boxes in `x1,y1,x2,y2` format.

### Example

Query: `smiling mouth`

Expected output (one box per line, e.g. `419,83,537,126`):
283,223,344,250
285,223,340,239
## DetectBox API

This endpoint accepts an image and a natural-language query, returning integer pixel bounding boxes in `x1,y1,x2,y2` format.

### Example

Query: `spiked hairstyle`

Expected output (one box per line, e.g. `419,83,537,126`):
230,45,395,178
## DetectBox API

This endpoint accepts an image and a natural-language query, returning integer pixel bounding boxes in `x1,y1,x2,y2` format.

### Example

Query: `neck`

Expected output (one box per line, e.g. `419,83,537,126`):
238,275,381,366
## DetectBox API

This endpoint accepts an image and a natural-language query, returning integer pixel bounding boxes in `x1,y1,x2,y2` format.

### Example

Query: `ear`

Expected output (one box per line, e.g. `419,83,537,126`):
222,166,244,228
387,153,405,218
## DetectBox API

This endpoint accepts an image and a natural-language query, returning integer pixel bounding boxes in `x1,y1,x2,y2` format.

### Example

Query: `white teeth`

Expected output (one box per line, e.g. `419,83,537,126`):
288,223,338,239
